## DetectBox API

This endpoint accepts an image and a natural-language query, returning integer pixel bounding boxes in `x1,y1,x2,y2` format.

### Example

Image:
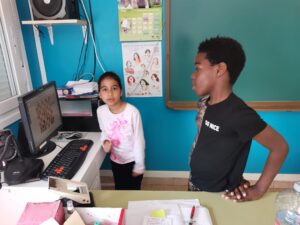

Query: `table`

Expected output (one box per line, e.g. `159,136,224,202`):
91,190,277,225
0,189,277,225
1,132,105,189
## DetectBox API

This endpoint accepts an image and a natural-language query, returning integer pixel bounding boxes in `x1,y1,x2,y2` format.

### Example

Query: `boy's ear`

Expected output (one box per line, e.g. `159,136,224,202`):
217,62,227,77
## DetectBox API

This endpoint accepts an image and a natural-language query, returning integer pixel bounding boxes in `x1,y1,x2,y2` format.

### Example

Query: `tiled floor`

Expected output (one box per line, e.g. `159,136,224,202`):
100,176,294,192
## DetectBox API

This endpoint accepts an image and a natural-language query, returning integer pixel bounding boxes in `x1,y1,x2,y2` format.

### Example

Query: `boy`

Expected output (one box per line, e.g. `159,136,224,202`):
189,36,288,202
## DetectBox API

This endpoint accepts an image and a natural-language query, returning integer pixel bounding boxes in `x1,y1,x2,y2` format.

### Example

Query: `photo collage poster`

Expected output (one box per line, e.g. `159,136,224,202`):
118,0,162,41
122,42,162,97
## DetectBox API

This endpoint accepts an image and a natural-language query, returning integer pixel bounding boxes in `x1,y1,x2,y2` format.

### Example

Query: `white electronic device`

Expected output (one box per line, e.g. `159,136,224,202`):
48,176,90,204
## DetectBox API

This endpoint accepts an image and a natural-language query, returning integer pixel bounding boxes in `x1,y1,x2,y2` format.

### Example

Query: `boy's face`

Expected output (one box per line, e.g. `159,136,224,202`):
192,53,219,96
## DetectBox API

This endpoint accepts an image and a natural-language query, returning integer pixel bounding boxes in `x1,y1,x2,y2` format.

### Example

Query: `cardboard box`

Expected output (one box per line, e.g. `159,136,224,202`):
64,207,125,225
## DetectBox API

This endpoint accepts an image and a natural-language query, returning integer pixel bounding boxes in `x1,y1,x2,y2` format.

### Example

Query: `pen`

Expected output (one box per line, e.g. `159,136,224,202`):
189,205,196,225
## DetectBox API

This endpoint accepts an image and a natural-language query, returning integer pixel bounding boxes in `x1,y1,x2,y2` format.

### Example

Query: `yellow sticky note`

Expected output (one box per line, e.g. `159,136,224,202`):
150,209,166,218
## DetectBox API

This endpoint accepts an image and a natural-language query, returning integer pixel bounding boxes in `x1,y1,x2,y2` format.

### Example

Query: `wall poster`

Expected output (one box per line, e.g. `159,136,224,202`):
118,0,162,41
122,41,162,97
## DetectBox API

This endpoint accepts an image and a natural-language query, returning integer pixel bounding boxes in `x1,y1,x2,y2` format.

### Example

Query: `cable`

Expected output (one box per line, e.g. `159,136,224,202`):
55,144,63,149
0,135,17,163
0,172,2,189
87,0,97,75
0,134,18,189
78,31,90,78
79,72,94,81
74,27,89,81
79,0,106,73
34,25,45,36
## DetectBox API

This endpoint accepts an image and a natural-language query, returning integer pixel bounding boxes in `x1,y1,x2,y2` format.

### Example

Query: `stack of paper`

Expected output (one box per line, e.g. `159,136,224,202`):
72,82,98,95
126,199,213,225
64,80,98,95
65,80,90,87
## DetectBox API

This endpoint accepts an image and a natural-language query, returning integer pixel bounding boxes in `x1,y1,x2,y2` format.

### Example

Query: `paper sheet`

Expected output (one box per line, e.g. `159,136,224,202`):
126,199,213,225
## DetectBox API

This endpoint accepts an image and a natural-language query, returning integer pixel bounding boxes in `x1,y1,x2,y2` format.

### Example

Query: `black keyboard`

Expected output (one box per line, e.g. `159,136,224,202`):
41,139,93,180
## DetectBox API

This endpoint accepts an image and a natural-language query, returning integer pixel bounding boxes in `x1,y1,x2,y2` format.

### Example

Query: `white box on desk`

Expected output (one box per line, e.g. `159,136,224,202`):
64,207,125,225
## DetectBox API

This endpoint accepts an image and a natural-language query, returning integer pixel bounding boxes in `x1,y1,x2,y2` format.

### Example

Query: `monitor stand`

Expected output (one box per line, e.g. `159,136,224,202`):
34,140,57,158
18,121,57,158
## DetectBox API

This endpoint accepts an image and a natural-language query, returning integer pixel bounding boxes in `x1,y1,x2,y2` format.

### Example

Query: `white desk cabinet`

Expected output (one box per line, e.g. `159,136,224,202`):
1,132,105,189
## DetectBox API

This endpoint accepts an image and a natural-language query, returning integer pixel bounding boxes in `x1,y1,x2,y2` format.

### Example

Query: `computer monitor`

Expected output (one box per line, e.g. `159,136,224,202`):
18,81,62,157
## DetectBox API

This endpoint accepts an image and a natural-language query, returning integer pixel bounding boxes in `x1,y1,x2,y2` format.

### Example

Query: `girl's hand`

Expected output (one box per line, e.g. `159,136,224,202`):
102,140,112,153
132,171,143,177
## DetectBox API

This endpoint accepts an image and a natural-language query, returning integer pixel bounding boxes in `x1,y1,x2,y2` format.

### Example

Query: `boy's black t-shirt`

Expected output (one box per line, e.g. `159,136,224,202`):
190,93,267,192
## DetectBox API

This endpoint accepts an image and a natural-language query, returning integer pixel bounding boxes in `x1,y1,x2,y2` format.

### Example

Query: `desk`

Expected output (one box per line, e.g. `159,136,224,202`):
0,189,277,225
1,132,105,189
92,190,277,225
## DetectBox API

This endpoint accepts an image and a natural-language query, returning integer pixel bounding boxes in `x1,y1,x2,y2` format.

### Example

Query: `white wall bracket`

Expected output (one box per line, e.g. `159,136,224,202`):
22,19,88,46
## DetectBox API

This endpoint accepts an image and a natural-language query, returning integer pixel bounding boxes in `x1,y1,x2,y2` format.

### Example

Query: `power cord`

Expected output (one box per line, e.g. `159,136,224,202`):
79,0,106,73
74,25,89,81
87,0,97,75
0,134,18,189
79,72,94,82
0,172,2,189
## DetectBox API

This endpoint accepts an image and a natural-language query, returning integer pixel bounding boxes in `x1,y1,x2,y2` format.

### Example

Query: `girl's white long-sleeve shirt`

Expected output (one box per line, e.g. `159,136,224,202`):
97,103,145,174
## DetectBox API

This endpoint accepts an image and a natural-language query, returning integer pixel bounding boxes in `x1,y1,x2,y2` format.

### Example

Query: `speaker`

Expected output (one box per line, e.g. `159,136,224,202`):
30,0,80,20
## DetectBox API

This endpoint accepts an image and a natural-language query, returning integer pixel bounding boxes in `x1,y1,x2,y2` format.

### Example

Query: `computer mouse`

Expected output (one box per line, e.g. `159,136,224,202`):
65,132,82,139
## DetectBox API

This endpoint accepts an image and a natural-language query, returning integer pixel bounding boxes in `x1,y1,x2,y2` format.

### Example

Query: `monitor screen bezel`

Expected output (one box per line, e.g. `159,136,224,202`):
18,81,63,156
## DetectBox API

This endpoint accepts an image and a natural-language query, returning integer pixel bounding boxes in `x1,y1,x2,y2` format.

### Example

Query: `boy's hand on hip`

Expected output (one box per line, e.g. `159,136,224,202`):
223,184,265,202
222,178,250,201
102,140,112,153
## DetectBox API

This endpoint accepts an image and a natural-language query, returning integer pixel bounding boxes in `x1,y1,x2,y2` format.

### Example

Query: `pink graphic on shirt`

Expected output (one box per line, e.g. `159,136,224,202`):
108,118,128,161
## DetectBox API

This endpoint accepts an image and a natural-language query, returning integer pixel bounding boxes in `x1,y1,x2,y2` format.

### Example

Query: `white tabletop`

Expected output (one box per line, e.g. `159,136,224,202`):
1,132,105,188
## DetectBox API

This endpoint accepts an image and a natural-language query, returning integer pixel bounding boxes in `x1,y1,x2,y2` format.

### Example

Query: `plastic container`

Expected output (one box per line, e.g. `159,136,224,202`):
275,181,300,225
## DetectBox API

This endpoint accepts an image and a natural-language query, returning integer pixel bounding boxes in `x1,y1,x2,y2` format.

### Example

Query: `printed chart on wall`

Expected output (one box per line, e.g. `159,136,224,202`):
118,0,162,41
122,41,162,97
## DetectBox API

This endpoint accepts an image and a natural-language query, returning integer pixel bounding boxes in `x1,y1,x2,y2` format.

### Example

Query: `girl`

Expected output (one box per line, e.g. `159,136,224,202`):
133,52,141,66
97,71,145,190
125,60,134,75
139,78,150,93
150,57,160,72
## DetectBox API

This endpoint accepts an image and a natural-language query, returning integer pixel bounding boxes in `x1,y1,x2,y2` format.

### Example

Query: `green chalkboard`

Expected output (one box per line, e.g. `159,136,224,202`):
166,0,300,110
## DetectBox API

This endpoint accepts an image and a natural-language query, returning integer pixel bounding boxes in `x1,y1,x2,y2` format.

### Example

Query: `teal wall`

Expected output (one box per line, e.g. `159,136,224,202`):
16,0,300,174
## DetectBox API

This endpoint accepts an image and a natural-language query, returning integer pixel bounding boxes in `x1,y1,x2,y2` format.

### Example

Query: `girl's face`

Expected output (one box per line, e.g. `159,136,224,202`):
134,53,140,61
99,78,122,107
128,76,134,84
145,50,150,57
140,80,146,87
126,61,132,68
153,58,159,65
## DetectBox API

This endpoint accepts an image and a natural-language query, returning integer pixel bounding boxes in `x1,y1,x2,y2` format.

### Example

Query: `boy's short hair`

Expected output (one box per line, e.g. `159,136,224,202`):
198,36,246,85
